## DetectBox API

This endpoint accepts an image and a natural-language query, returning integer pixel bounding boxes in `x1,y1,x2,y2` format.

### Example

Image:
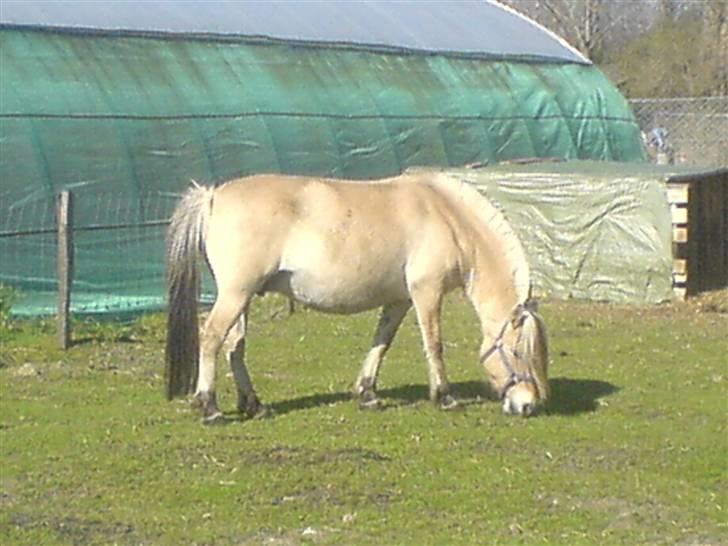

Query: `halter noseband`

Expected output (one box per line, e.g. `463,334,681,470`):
479,311,536,400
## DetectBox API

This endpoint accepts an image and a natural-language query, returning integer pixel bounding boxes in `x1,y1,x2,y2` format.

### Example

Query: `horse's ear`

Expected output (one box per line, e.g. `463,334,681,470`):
510,303,526,329
511,300,539,328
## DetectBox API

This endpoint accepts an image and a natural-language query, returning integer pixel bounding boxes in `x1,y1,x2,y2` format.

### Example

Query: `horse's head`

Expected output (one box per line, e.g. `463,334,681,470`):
480,301,549,417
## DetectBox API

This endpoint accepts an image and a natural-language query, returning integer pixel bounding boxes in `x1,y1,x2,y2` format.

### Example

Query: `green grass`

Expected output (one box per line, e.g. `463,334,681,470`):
1,295,726,545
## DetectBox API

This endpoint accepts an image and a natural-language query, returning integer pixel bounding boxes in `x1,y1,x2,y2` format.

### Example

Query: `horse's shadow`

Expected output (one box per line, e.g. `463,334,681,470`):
545,377,620,415
267,391,351,416
379,381,488,407
262,377,619,418
264,381,487,417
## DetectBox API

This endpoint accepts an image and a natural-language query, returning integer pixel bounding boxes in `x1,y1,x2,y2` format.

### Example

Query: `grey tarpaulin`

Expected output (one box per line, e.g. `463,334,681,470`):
438,161,675,303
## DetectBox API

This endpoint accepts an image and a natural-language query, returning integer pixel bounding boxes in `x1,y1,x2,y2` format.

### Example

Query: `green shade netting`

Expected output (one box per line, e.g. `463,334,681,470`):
0,30,647,315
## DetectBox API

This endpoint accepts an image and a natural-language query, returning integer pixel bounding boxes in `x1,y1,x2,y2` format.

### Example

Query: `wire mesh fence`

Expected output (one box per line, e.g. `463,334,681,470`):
0,192,183,316
630,96,728,167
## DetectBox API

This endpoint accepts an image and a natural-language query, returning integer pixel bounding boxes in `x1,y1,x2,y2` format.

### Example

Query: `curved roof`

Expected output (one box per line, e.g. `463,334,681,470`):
0,0,589,64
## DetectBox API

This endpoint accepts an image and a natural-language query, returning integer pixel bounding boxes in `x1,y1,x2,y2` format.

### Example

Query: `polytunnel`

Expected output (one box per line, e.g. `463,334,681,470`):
0,0,647,314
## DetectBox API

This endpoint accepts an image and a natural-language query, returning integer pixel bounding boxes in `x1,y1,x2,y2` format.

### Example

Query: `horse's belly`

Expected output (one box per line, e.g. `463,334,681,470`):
273,218,412,312
271,267,408,314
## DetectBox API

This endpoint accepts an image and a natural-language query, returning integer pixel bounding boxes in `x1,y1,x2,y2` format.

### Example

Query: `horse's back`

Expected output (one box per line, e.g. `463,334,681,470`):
205,174,465,312
210,173,426,249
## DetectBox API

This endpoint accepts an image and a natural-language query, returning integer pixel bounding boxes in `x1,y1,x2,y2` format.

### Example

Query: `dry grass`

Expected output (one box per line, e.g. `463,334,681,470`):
686,288,728,314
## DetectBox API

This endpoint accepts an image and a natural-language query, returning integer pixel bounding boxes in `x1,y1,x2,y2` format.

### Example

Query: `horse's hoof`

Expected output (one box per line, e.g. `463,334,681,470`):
359,397,384,411
358,388,383,410
239,397,272,419
201,412,226,426
439,394,460,411
251,405,274,419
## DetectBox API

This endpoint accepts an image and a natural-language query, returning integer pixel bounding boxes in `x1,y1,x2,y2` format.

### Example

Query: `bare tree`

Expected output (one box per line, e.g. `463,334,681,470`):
502,0,725,97
500,0,651,61
500,0,602,59
703,1,728,94
541,0,604,58
657,0,679,19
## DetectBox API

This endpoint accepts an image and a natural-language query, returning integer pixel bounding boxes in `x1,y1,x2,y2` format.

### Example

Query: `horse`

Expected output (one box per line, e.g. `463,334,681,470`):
165,171,549,424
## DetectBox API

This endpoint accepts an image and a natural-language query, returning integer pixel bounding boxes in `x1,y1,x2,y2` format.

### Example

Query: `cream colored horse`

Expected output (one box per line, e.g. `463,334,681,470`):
165,172,549,424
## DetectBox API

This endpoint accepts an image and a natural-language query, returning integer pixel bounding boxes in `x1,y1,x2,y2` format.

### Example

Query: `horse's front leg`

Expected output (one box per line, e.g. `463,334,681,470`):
410,284,458,410
195,292,249,424
223,312,266,419
354,302,411,409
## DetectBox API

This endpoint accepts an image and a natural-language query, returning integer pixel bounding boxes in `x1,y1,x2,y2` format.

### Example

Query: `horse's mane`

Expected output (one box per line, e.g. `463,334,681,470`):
517,308,550,400
425,172,549,401
427,172,531,302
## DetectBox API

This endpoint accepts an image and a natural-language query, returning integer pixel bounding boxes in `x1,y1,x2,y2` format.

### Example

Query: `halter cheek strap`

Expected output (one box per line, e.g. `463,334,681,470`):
480,315,536,400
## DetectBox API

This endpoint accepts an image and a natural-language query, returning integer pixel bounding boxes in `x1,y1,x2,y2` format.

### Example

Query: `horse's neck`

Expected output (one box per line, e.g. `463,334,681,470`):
430,173,529,304
463,223,530,342
424,172,529,338
467,265,522,341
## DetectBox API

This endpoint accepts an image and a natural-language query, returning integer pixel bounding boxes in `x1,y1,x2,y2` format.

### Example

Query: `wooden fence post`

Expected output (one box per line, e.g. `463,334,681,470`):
56,191,73,349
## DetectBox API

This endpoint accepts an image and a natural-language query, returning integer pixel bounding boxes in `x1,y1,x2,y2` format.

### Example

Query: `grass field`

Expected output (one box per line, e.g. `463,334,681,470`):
1,294,726,545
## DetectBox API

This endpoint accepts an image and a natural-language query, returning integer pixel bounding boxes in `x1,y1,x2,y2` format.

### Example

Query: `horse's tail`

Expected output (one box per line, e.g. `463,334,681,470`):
165,183,215,400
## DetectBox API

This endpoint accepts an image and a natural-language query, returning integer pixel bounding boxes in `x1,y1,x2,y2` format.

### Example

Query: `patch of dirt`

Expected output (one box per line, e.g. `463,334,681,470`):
677,535,727,546
270,485,341,508
242,445,391,467
545,287,728,323
236,525,341,546
553,447,639,472
9,514,141,546
685,288,728,314
11,362,42,377
0,490,18,508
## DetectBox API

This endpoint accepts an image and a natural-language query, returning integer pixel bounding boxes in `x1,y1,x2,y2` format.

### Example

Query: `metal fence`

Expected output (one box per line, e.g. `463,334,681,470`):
629,96,728,167
0,191,180,319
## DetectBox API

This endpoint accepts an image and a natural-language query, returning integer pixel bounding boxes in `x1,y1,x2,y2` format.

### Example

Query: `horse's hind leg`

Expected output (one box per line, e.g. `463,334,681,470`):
196,291,250,424
410,284,458,410
354,301,411,409
223,310,265,418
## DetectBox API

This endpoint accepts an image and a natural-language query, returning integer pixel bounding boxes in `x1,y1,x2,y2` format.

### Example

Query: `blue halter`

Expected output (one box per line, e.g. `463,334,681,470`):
479,311,536,400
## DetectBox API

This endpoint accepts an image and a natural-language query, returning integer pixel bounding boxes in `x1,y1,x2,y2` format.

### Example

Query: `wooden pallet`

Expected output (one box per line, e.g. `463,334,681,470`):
668,183,689,300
